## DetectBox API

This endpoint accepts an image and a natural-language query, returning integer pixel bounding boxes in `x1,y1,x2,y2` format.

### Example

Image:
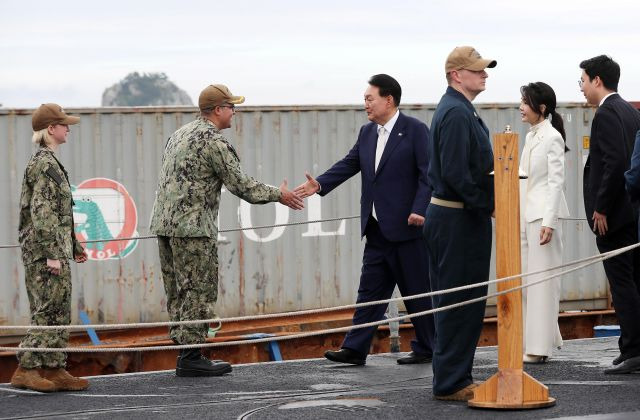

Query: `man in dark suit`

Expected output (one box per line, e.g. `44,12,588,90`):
624,131,640,239
580,55,640,374
294,74,435,365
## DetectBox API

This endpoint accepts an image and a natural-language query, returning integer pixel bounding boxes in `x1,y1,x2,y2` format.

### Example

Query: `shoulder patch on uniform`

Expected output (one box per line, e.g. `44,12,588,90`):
45,167,64,186
225,142,240,160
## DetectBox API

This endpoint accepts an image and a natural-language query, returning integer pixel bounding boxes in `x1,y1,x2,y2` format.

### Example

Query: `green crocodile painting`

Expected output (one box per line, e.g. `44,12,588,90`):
72,185,137,258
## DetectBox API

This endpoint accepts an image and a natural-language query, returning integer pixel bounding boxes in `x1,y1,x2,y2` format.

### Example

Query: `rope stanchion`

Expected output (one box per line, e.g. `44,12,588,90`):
0,240,628,354
2,240,636,332
471,129,550,408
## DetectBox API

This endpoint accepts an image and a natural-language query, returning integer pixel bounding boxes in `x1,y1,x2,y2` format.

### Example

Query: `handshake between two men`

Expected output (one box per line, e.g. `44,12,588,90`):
276,173,320,210
277,173,322,210
282,172,424,227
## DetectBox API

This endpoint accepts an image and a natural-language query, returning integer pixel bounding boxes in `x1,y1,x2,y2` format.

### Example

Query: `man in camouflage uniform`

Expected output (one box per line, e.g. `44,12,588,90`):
150,84,303,377
11,104,89,392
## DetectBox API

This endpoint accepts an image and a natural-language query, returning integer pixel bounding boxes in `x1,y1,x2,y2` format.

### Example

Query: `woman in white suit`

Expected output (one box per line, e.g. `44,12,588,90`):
519,82,570,363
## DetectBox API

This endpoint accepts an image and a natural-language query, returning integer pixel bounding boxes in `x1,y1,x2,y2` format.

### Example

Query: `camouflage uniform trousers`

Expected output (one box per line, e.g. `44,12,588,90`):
157,236,219,344
18,259,71,369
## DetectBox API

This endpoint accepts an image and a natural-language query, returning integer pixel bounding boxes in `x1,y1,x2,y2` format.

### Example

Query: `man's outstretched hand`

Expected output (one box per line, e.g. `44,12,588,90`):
279,179,304,210
294,172,321,198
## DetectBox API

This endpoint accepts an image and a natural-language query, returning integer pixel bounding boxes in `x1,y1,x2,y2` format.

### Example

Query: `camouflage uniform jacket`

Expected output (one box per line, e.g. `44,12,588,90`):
18,148,84,263
150,116,281,238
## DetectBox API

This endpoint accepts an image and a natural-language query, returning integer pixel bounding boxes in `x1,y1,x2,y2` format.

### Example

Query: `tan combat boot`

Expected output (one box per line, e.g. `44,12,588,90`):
41,368,89,391
10,367,57,392
434,383,479,401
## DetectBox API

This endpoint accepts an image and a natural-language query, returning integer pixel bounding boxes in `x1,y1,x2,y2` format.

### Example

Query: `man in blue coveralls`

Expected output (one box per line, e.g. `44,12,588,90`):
423,46,496,401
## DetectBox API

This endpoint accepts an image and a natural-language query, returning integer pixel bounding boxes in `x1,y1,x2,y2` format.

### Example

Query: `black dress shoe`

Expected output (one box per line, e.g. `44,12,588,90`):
176,355,223,364
604,355,640,374
397,351,432,365
324,348,366,365
612,354,625,366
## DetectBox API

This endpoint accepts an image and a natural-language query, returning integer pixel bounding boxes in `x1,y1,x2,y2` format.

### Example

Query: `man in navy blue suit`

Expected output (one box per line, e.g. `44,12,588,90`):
581,55,640,374
625,130,640,240
294,74,435,365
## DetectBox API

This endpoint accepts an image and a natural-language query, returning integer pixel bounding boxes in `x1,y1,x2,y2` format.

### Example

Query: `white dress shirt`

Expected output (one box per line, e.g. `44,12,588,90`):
599,92,617,107
372,110,400,220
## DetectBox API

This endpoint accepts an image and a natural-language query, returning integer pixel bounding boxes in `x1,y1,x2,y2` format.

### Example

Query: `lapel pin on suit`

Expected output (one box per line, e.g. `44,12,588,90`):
398,133,403,137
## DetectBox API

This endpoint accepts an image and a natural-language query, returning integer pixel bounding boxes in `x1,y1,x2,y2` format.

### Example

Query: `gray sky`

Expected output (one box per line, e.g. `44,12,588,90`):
1,0,640,108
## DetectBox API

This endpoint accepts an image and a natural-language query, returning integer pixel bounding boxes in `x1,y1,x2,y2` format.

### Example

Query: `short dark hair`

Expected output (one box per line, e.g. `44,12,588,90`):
368,74,401,106
579,55,620,91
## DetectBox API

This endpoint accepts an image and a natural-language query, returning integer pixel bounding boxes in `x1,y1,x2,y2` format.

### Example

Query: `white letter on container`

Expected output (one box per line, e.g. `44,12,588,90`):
239,201,289,242
302,195,346,237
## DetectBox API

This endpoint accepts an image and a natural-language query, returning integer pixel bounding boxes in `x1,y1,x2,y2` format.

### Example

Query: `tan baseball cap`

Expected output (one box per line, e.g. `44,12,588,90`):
445,46,497,73
32,103,80,131
198,84,245,110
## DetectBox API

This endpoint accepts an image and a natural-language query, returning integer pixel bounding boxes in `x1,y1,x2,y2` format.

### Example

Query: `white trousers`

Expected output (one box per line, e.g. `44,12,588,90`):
521,219,563,356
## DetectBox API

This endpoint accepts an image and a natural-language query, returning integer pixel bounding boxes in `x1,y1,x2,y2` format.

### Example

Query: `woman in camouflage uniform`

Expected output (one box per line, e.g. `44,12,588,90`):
10,104,89,392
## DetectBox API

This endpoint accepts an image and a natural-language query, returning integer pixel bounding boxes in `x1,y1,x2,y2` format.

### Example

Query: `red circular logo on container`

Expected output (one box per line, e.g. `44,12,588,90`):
72,178,139,260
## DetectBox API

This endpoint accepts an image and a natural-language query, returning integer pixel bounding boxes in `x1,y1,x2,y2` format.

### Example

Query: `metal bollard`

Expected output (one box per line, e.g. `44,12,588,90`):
387,287,400,353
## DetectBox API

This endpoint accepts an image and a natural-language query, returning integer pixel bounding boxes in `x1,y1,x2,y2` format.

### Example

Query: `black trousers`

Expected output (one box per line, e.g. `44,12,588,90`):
342,216,435,357
596,222,640,359
423,205,491,396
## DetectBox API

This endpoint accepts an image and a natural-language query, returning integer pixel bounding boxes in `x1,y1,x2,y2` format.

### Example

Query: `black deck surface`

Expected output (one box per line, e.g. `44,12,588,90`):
1,337,639,419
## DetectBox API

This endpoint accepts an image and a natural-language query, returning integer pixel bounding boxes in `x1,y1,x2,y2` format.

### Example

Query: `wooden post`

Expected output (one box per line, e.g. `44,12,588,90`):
468,132,555,409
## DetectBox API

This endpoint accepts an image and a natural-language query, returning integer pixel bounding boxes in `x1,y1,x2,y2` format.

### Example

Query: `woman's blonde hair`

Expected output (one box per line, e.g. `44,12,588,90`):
32,128,53,148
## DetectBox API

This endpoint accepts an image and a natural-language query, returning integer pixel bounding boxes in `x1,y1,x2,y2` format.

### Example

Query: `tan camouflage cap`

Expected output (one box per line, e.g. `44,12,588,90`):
32,103,80,131
445,46,497,73
198,84,245,110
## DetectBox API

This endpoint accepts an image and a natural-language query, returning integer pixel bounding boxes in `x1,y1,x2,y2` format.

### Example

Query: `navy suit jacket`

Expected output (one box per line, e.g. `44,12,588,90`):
316,112,431,242
624,130,640,204
584,94,640,234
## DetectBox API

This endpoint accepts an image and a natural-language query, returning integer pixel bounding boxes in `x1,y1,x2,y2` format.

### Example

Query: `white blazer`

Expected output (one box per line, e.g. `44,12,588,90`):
519,119,570,230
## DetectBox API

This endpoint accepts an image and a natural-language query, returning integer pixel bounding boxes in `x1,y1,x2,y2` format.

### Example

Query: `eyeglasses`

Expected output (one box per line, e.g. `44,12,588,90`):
218,104,236,111
578,79,584,88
